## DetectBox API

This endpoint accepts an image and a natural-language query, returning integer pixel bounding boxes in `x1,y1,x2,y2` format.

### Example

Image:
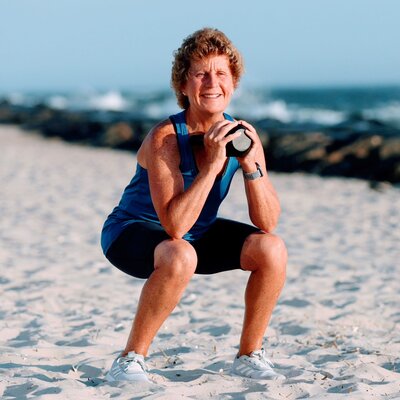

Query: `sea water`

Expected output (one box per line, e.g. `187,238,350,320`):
2,85,400,132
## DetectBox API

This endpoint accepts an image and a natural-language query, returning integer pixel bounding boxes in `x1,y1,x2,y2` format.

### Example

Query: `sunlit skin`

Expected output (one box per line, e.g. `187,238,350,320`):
182,55,235,129
123,54,287,358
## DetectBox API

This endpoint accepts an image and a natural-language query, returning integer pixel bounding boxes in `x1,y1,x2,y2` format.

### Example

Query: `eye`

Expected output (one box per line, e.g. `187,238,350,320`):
196,72,205,78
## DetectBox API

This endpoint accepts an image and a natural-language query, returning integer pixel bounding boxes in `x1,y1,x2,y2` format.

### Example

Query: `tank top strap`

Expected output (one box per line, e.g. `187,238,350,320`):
223,112,234,122
169,111,195,172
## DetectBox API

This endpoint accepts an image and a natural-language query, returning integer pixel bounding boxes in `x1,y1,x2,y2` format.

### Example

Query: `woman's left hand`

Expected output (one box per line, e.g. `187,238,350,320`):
235,121,263,171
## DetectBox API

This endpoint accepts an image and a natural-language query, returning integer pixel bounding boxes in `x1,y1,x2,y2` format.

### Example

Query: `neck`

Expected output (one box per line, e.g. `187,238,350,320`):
185,108,225,134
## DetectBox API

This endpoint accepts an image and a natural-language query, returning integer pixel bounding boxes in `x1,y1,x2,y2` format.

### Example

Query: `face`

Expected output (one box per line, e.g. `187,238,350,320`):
182,55,235,116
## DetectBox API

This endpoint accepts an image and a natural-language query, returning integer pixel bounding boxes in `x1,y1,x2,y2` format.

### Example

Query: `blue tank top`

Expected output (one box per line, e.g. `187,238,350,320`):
101,111,240,255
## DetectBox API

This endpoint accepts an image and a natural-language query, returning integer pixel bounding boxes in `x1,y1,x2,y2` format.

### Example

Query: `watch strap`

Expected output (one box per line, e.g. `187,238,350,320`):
243,162,263,180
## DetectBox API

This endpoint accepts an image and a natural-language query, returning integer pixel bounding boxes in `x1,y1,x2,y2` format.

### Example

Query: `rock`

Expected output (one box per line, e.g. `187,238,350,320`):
320,135,399,181
369,180,393,192
376,137,400,182
102,122,139,150
265,130,400,183
265,132,332,172
40,112,105,144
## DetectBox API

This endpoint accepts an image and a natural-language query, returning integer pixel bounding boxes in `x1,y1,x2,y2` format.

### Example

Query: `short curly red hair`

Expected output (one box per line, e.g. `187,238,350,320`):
171,27,244,109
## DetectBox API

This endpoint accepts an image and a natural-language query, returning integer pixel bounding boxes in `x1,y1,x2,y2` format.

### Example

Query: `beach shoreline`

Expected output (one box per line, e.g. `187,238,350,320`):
1,124,399,399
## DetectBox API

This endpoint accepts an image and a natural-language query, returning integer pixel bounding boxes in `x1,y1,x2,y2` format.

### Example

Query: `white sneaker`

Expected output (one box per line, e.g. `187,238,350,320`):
105,351,150,382
232,348,285,380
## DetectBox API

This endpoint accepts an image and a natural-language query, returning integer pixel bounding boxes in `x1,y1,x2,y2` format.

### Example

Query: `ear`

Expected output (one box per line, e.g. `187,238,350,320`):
180,84,187,96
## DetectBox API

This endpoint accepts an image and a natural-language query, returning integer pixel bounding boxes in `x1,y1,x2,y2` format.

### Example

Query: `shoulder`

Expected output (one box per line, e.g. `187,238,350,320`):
147,119,179,156
138,118,179,167
149,119,177,147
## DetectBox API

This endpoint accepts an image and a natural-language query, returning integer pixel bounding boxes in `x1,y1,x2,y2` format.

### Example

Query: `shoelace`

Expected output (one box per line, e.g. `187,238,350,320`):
250,349,274,368
118,354,146,372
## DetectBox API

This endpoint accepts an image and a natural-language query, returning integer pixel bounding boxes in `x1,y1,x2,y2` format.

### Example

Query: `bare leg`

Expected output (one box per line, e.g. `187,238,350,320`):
239,232,287,356
123,239,197,356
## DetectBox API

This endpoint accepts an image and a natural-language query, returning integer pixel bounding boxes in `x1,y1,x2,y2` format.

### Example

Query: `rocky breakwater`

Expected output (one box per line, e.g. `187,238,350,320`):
0,100,157,151
255,115,400,184
1,99,399,184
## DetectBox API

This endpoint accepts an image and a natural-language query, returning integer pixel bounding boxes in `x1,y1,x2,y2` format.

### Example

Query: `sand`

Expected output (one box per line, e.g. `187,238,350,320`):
0,124,399,399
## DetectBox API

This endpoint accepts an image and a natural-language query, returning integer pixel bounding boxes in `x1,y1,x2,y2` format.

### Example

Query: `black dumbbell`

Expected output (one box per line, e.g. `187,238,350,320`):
225,124,252,157
189,123,252,157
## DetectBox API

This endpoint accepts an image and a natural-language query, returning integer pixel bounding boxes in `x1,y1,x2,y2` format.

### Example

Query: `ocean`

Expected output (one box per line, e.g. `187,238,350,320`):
3,85,400,132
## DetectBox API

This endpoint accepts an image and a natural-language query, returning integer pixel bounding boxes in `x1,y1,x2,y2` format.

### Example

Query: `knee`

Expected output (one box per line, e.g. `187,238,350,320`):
241,232,287,274
154,239,197,281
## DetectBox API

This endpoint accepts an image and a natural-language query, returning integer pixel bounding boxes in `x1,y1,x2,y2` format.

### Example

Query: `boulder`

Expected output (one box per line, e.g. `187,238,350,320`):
265,132,332,172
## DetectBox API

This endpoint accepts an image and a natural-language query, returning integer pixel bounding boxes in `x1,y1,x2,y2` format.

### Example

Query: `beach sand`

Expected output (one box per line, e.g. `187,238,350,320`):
1,124,399,399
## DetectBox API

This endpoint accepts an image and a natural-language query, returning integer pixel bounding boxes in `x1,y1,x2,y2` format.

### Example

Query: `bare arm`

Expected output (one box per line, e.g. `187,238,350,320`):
237,121,281,232
140,120,241,239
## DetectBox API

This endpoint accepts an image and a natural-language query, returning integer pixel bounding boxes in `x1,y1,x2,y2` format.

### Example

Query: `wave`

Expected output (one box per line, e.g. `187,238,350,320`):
3,86,400,129
229,98,346,126
363,101,400,129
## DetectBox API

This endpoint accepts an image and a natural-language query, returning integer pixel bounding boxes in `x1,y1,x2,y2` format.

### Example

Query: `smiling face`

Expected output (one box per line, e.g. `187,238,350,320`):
182,55,235,118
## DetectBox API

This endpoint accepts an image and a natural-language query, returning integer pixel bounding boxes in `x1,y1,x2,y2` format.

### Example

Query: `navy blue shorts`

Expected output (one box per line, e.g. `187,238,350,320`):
105,218,260,279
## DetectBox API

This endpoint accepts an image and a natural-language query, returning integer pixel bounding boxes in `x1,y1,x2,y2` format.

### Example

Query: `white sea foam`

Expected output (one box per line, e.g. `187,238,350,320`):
89,91,129,111
363,101,400,128
290,107,345,125
229,98,292,122
253,100,292,122
144,97,178,119
230,97,345,126
7,92,26,105
47,95,68,110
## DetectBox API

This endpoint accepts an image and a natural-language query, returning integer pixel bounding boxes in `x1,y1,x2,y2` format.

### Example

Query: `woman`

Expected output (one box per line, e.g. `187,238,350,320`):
101,27,287,382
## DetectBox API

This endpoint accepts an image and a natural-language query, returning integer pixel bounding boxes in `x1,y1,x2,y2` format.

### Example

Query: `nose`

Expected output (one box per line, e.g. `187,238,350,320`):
205,72,218,87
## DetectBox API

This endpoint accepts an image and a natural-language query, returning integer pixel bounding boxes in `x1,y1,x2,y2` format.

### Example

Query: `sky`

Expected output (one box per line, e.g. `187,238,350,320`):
1,0,400,92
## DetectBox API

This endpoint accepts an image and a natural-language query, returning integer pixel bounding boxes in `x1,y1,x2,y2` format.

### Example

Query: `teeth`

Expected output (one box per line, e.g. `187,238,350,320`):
203,94,220,98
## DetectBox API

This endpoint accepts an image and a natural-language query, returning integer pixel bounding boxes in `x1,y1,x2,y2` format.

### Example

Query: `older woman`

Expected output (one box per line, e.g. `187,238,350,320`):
101,27,287,382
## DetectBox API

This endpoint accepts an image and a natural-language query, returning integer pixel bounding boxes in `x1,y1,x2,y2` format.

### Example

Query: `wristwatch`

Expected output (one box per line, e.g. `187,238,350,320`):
243,162,263,181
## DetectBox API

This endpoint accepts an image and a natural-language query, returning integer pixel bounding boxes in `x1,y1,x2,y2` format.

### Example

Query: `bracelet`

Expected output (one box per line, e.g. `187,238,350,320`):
243,162,263,180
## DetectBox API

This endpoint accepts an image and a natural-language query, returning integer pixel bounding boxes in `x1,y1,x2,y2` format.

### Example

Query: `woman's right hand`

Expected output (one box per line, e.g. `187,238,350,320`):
202,120,242,174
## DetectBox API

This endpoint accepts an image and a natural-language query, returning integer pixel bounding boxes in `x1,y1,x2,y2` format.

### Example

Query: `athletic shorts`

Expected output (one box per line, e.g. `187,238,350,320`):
105,218,260,279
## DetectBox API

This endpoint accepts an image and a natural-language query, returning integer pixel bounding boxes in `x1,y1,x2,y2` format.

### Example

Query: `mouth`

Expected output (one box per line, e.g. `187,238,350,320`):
201,94,222,99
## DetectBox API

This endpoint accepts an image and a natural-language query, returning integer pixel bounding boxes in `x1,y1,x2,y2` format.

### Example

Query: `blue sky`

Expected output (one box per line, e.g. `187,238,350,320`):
1,0,399,92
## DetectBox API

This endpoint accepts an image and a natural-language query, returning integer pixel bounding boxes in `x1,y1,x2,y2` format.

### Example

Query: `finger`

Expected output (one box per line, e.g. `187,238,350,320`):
210,119,234,132
212,121,241,141
205,120,231,140
238,120,256,132
221,129,242,145
236,120,260,143
206,120,237,141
